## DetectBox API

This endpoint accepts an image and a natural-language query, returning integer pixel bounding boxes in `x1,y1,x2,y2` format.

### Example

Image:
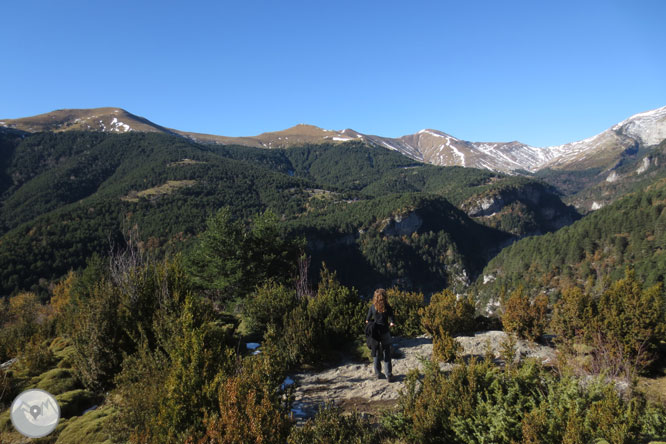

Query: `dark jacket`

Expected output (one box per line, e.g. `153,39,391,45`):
366,304,395,335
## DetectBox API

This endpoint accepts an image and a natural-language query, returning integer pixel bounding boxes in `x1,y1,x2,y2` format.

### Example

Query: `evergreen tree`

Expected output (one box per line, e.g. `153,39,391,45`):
185,208,303,301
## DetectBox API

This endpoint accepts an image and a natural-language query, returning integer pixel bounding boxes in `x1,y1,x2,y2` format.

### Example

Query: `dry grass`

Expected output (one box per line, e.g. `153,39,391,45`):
121,180,196,202
167,158,206,167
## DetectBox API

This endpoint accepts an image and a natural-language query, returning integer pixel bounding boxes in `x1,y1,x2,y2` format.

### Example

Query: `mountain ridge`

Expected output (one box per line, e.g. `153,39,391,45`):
3,106,666,174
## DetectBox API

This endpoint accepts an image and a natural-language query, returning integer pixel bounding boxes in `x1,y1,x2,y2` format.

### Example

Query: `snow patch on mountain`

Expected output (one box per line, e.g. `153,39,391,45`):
450,144,466,166
382,140,399,151
110,117,132,132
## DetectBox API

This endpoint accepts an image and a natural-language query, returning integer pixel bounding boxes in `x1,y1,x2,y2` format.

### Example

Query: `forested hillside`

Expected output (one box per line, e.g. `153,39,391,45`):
0,131,575,296
285,193,511,294
0,131,314,295
474,176,666,310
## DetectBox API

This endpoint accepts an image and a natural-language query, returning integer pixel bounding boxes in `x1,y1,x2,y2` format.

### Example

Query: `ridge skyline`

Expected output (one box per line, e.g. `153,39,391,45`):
4,104,666,146
3,104,666,174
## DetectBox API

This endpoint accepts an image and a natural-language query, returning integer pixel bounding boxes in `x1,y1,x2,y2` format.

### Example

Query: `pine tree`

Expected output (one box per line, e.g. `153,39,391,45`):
186,208,303,302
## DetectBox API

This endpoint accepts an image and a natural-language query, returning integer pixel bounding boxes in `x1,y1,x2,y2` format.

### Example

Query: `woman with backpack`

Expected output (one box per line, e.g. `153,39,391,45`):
366,288,395,382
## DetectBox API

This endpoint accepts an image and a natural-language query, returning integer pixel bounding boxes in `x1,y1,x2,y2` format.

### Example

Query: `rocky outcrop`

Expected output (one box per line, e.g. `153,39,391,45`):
380,212,423,237
463,184,579,235
291,331,556,420
465,185,543,218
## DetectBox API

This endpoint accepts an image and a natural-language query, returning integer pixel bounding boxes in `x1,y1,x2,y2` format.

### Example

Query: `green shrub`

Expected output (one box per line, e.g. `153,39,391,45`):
109,344,170,443
0,369,18,409
107,288,239,444
282,304,320,367
550,286,594,348
385,358,666,444
551,270,666,377
0,292,45,362
244,281,299,334
594,269,665,371
420,289,475,362
432,328,460,362
288,404,381,444
68,255,195,393
18,339,57,377
420,289,475,337
70,281,125,392
386,288,425,337
152,295,237,443
501,288,548,341
279,268,365,368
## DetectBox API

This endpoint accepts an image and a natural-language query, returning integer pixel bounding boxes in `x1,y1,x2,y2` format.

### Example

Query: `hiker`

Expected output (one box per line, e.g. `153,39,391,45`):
366,288,395,381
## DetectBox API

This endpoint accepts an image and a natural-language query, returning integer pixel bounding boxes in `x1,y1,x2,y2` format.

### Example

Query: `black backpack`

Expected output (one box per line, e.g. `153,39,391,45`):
365,320,381,351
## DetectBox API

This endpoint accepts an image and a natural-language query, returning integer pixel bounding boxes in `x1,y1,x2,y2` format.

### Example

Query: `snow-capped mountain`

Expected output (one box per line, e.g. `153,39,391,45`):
3,106,665,174
356,106,666,173
535,106,666,171
362,130,548,172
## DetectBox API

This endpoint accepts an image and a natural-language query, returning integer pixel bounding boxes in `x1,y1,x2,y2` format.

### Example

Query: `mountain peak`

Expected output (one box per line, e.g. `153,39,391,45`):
0,107,166,134
416,128,455,138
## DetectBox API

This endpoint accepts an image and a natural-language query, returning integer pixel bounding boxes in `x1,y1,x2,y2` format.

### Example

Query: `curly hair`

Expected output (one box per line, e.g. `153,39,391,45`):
373,288,388,313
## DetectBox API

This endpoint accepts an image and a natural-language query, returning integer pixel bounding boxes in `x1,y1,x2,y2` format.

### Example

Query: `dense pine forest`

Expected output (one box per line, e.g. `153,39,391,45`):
475,176,666,308
1,129,666,443
0,130,576,297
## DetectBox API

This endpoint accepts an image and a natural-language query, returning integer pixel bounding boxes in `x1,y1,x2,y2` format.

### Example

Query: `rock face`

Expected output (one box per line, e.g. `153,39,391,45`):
291,331,556,419
380,212,423,237
463,184,580,236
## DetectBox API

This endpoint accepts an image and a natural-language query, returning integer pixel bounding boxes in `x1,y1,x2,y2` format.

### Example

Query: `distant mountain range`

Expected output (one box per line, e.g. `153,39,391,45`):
3,106,666,175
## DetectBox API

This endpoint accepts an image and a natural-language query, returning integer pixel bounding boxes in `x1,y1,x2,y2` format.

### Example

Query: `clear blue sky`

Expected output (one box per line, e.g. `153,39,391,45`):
2,0,665,147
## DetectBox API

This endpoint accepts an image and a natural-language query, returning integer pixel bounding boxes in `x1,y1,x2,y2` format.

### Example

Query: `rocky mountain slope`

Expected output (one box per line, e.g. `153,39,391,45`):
538,106,666,172
362,106,666,173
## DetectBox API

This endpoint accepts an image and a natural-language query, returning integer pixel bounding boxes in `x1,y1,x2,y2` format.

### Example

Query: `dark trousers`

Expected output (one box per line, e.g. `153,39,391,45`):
373,331,392,376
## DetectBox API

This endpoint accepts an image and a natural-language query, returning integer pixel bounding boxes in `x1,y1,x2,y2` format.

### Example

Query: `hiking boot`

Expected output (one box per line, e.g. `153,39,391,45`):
375,372,385,380
386,374,394,383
